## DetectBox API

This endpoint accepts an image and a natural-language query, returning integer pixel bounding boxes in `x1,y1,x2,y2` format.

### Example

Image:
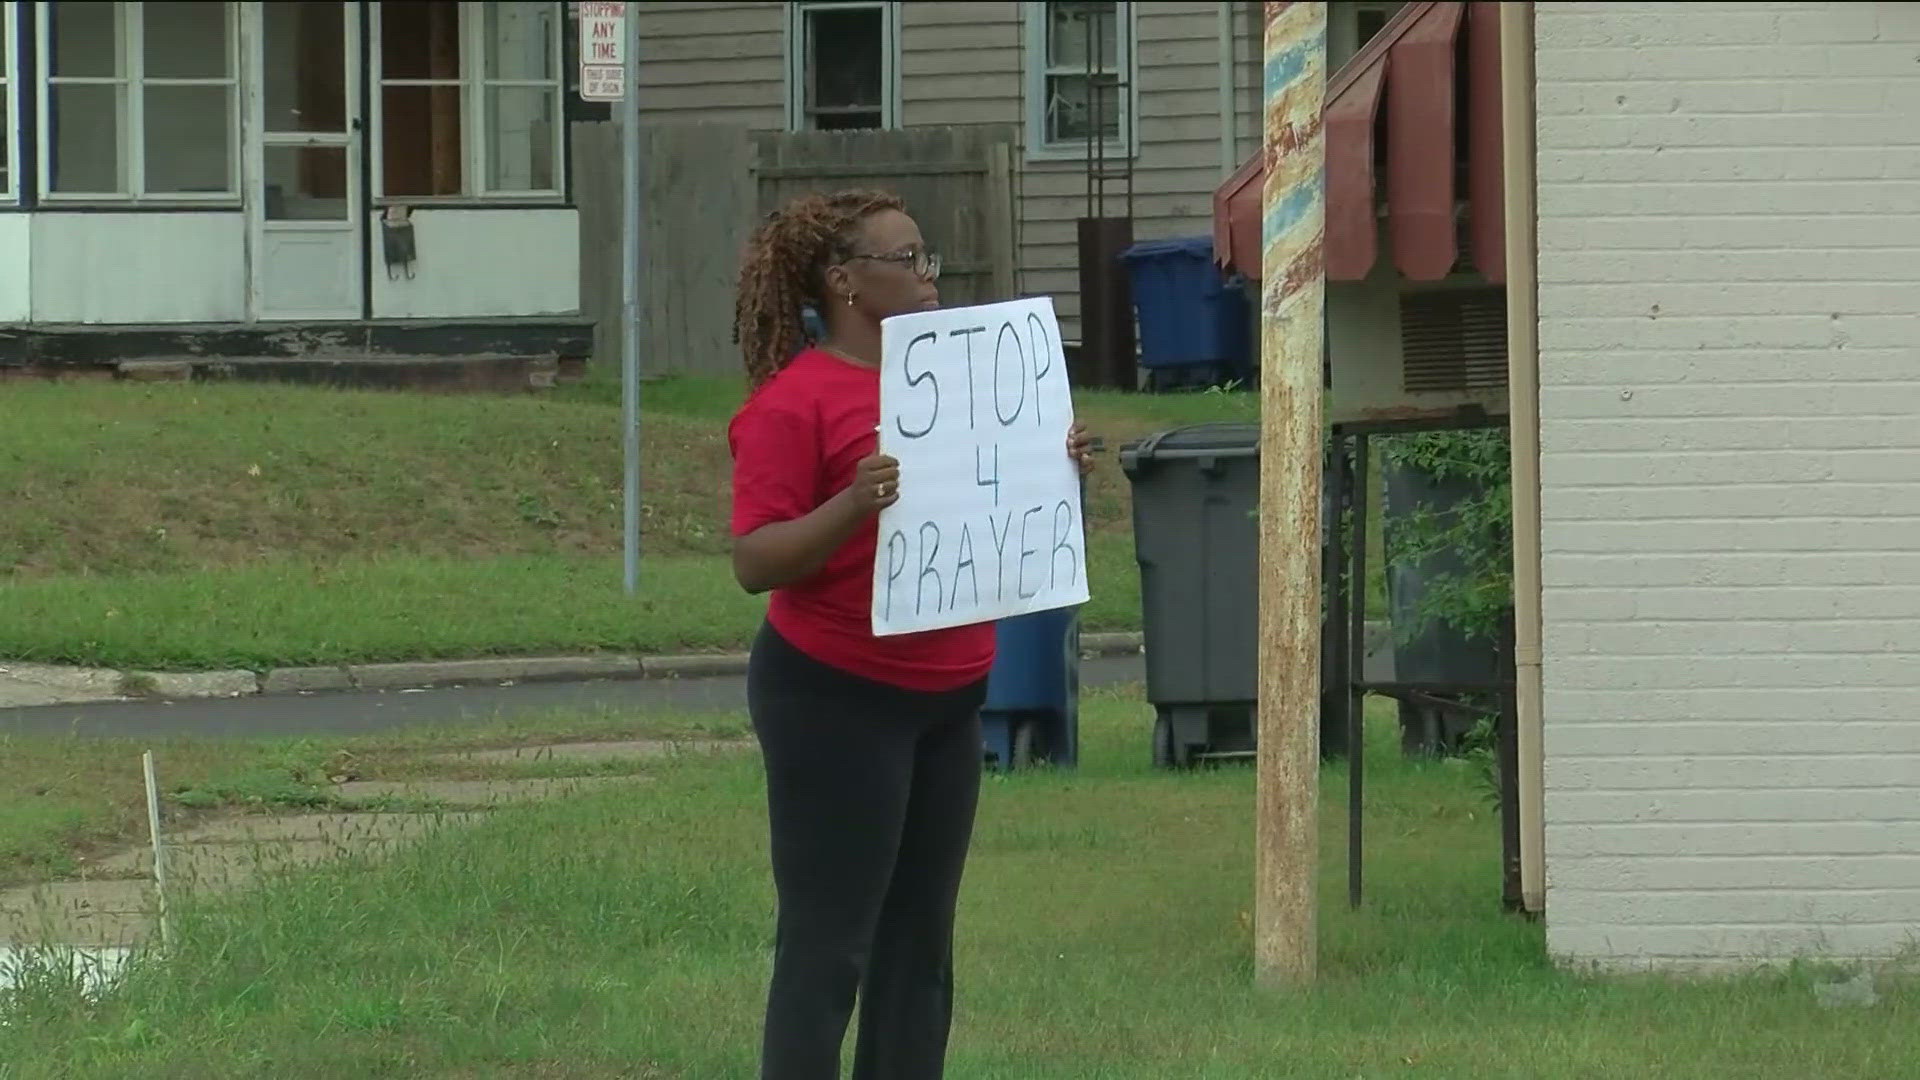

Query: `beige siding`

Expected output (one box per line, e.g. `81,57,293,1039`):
1235,0,1262,167
901,3,1022,126
1018,2,1257,340
1535,0,1920,971
634,2,786,128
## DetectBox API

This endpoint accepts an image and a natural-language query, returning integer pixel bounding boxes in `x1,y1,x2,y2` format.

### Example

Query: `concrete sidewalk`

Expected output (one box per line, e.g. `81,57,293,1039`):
0,662,137,710
1,741,713,961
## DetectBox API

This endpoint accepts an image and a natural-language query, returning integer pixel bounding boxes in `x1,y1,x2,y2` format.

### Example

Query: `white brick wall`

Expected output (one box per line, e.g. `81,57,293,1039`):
1535,1,1920,970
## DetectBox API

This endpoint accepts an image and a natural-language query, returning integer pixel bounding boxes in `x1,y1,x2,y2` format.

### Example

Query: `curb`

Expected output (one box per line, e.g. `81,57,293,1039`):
7,632,1152,708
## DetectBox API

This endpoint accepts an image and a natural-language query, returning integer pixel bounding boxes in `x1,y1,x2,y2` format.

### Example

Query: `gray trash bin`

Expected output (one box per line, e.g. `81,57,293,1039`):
1123,422,1348,768
1120,423,1264,767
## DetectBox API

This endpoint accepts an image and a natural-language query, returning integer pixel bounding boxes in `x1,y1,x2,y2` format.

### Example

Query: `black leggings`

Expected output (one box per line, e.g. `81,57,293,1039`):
746,621,988,1080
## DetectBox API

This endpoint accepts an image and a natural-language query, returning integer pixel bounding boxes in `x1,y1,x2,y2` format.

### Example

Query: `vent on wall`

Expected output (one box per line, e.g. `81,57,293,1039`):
1399,287,1508,393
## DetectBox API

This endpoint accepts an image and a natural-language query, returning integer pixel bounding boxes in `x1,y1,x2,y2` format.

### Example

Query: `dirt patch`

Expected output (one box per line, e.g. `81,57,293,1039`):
3,381,1242,580
426,739,745,766
332,776,649,808
3,384,735,577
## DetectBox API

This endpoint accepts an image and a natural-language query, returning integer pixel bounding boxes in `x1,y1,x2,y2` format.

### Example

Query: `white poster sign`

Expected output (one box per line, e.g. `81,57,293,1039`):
871,297,1090,637
577,2,627,102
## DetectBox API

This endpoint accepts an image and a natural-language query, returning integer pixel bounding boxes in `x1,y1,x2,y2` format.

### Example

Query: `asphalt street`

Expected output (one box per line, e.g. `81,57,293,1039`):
0,655,1148,739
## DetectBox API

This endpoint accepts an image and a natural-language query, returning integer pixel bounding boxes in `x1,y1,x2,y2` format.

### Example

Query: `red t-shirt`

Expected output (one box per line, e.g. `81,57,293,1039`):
727,348,997,692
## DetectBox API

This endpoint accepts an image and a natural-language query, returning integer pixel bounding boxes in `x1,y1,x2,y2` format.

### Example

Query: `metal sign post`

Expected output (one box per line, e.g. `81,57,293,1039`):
581,2,642,595
618,7,642,595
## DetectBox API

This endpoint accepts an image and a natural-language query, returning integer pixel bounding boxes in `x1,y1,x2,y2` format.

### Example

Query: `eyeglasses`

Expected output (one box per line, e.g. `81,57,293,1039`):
847,249,942,281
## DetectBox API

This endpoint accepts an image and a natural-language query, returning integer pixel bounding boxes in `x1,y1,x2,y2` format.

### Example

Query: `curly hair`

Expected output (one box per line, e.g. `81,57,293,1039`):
733,188,905,388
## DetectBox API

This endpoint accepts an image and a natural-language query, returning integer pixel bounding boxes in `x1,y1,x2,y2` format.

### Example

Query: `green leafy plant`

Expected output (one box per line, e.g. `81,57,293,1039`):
514,493,563,530
171,741,337,810
1378,428,1514,782
1455,705,1505,809
1377,428,1514,645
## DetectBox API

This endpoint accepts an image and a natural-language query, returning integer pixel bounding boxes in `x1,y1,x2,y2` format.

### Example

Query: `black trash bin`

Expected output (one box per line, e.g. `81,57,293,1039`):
1121,423,1342,767
1382,457,1509,755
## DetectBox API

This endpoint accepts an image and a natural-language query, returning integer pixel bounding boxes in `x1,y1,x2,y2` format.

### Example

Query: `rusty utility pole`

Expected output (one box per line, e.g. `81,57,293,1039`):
1254,0,1327,989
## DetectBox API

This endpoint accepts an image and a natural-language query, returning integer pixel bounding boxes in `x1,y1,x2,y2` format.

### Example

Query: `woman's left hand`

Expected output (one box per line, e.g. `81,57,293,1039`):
1067,422,1096,477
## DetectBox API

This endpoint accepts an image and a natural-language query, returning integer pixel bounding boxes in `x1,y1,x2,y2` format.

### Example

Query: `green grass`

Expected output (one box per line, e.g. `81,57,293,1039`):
0,381,730,574
4,695,1912,1078
0,377,1293,671
0,555,754,670
0,799,99,883
0,705,753,887
0,542,1149,671
165,743,345,812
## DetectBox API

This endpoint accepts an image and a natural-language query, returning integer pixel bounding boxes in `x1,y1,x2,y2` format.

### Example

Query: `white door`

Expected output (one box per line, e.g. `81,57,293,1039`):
245,1,363,320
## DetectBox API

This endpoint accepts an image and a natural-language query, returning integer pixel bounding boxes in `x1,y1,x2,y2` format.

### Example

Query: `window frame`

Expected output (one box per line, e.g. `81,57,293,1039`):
1022,0,1138,163
33,0,242,205
0,0,16,205
783,1,901,133
369,0,567,205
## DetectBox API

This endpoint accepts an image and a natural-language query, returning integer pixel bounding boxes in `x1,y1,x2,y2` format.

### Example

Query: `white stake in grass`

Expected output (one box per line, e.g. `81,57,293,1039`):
143,750,171,951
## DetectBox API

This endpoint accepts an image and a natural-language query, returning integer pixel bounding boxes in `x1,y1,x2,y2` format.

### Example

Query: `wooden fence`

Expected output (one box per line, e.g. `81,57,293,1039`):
573,121,1019,378
573,121,755,380
753,126,1018,311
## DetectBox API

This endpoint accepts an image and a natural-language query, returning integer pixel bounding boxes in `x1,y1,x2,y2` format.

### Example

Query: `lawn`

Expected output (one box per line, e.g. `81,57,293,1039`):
0,701,751,888
3,693,1912,1078
0,377,1301,671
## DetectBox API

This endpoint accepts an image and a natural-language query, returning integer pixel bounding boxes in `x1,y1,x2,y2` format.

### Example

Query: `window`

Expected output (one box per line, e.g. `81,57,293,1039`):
1,1,14,202
259,2,353,223
1358,7,1391,48
1024,1,1136,159
373,1,563,200
36,1,239,201
1332,2,1403,69
786,2,899,132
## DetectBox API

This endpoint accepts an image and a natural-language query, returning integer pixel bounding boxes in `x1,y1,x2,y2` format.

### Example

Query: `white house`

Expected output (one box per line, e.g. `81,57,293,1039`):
1527,0,1920,970
0,1,588,379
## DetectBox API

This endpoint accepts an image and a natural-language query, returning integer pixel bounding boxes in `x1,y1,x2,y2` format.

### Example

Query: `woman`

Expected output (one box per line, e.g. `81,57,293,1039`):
727,189,1094,1079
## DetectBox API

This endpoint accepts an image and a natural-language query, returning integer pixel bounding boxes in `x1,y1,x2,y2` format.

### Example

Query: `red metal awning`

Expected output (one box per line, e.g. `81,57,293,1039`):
1212,1,1505,284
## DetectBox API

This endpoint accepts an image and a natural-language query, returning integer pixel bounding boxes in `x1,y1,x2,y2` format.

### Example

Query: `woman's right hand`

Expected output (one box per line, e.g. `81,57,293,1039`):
845,453,901,516
733,452,900,593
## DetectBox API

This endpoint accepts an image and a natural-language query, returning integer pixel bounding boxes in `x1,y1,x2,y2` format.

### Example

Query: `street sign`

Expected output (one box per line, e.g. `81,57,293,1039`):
578,1,627,102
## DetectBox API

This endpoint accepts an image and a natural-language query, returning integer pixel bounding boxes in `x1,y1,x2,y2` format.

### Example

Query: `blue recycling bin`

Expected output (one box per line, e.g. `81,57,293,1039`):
979,607,1081,771
1120,235,1251,386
